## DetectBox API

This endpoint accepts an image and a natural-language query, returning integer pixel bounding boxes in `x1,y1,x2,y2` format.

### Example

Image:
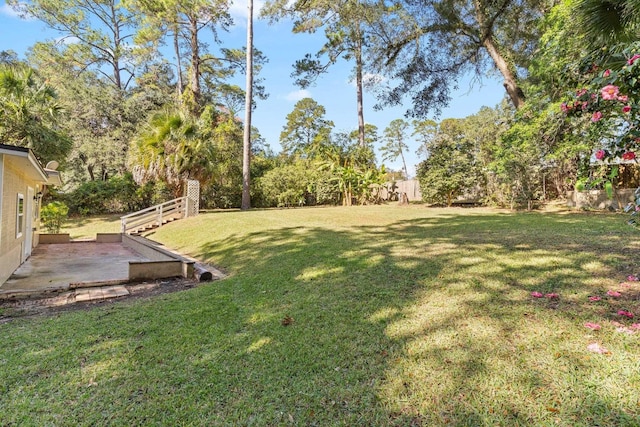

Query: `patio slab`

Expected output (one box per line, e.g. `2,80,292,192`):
0,242,149,293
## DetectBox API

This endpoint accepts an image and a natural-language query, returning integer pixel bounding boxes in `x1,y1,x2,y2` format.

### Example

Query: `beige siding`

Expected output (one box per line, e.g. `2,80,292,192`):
0,157,41,285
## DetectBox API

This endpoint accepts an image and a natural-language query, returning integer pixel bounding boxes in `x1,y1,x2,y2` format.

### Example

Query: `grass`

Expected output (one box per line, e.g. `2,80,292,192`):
3,205,640,425
62,214,122,239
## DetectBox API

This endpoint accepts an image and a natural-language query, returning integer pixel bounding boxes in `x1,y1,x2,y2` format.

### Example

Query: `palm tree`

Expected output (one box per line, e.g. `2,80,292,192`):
574,0,640,45
128,107,218,197
0,64,70,162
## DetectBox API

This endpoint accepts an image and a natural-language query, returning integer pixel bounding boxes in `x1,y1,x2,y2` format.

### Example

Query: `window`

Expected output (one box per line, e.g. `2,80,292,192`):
16,193,24,238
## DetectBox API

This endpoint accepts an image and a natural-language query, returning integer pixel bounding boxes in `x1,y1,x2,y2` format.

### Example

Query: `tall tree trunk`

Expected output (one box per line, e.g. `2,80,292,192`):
473,0,525,109
109,0,123,91
483,36,525,109
355,24,366,147
189,16,201,112
174,23,183,98
241,0,254,211
399,146,409,179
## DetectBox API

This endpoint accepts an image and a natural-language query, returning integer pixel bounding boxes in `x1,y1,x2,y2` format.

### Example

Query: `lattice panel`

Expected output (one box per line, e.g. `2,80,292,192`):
185,180,200,217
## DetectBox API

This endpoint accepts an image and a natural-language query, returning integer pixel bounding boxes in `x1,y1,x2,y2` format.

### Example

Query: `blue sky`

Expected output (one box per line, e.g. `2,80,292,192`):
0,0,506,176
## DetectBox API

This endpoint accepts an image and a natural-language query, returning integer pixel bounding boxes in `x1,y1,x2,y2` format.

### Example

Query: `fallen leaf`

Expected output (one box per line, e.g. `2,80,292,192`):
281,315,294,326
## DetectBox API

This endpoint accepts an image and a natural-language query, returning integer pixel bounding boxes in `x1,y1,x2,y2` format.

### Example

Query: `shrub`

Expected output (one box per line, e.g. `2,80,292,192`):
40,201,69,233
63,174,152,215
257,162,318,207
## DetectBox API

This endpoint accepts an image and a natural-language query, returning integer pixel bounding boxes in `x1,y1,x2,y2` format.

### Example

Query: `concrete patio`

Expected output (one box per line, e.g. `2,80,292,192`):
0,241,148,298
0,233,223,305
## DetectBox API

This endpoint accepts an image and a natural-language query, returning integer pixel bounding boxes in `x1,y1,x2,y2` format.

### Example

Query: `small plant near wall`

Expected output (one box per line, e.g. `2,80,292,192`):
40,201,69,234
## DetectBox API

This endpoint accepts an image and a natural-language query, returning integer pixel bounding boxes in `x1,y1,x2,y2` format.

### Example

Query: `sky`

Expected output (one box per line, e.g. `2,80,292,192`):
0,0,507,176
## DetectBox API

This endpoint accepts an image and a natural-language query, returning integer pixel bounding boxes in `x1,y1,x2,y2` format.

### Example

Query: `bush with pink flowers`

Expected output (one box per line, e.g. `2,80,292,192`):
563,50,640,161
563,48,640,223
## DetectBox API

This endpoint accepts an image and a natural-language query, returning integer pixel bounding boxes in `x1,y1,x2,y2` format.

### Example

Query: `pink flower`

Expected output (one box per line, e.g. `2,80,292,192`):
627,54,640,65
603,69,611,77
618,310,634,318
591,111,603,122
576,88,588,97
595,150,606,160
630,323,640,330
601,85,620,100
623,105,632,113
622,151,636,160
589,296,602,302
531,291,544,298
618,95,629,102
545,293,559,299
627,275,639,281
584,322,601,330
587,342,610,354
607,290,621,297
560,102,571,113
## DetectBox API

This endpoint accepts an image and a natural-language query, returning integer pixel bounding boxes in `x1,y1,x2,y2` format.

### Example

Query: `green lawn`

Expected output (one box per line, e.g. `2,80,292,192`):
3,205,640,425
63,214,122,239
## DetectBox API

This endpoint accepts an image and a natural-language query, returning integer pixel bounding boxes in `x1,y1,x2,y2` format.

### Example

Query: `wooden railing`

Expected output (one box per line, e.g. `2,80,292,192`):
120,197,187,235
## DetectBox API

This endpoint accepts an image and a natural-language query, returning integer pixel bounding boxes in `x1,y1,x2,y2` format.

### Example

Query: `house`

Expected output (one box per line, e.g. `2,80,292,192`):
0,143,61,285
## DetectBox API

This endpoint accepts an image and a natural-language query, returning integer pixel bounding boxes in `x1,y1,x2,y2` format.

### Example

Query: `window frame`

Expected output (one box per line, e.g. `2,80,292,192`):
16,193,24,238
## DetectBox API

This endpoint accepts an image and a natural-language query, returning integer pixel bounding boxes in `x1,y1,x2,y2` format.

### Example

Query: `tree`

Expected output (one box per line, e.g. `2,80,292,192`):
412,119,438,159
381,118,410,179
416,116,487,206
0,50,20,66
241,0,254,210
370,0,542,116
9,0,142,92
128,106,226,197
349,123,379,148
27,42,172,185
518,0,609,200
0,63,71,162
261,0,381,147
573,0,640,46
280,97,334,157
127,0,236,113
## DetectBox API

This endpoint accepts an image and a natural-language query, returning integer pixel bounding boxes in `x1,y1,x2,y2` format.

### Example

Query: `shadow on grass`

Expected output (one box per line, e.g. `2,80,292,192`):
187,212,640,425
1,211,639,425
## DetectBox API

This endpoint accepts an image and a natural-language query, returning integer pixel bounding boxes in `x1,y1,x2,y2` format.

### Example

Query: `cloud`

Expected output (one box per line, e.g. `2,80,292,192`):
0,3,31,20
285,89,311,102
229,0,265,23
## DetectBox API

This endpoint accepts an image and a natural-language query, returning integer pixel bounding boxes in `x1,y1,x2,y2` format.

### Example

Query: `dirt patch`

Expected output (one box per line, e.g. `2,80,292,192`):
0,277,203,322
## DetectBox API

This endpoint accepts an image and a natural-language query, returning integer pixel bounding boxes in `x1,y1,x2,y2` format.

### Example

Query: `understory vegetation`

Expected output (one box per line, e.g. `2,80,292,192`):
3,0,640,212
2,207,639,425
